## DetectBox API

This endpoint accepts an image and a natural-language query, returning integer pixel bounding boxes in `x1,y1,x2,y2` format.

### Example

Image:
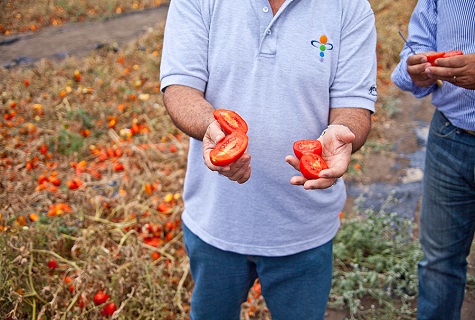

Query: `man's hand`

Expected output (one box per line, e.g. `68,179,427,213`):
426,53,475,90
285,125,355,190
406,53,438,87
203,120,252,184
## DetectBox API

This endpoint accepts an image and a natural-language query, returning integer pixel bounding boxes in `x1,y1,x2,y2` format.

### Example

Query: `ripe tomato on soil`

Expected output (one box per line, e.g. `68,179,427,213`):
101,302,117,316
93,290,110,305
299,153,329,180
213,109,248,134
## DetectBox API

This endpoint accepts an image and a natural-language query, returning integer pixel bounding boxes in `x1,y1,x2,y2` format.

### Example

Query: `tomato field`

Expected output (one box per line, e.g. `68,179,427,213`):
3,0,464,319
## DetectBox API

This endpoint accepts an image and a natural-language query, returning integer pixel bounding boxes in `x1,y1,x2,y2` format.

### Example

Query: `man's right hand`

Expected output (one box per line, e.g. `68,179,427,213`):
202,120,252,184
406,53,438,87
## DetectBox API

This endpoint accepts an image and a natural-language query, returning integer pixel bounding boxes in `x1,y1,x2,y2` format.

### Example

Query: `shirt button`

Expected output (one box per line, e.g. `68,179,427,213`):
263,7,269,13
266,29,272,35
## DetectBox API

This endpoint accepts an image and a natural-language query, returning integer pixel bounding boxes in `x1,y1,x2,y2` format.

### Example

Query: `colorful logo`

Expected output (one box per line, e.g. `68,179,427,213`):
311,35,333,62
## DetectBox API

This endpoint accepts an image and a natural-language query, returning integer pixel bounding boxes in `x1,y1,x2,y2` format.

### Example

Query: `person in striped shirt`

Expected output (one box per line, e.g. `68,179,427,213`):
391,1,475,319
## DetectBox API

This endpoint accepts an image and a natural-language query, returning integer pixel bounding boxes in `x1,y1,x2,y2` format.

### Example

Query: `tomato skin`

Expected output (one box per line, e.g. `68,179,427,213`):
299,153,329,180
93,291,110,305
213,109,248,134
101,302,117,316
209,131,248,166
293,140,322,160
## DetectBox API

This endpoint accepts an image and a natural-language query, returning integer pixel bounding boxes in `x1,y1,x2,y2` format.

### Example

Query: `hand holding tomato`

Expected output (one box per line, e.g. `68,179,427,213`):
203,120,251,184
406,53,440,88
286,125,355,190
425,52,475,90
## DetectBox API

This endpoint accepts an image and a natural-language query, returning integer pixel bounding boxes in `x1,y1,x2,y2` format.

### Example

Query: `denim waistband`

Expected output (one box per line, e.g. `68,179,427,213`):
437,110,474,136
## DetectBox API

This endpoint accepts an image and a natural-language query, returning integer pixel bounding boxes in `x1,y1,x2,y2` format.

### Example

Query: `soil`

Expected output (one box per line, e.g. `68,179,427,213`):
1,4,474,319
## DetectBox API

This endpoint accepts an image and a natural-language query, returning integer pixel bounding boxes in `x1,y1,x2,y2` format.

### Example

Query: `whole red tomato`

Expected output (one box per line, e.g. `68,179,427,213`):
47,259,58,270
209,131,248,166
299,153,329,180
93,290,110,305
293,139,322,160
101,302,117,316
213,109,248,134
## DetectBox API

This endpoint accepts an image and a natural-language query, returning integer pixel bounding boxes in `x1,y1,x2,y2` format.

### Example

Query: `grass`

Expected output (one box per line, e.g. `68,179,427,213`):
0,0,448,319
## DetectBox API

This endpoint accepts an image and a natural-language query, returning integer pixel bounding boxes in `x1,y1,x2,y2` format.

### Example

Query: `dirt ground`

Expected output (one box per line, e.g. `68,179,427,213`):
1,5,474,319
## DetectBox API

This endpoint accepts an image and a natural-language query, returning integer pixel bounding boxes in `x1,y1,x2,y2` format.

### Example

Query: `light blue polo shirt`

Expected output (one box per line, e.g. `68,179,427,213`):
160,0,377,256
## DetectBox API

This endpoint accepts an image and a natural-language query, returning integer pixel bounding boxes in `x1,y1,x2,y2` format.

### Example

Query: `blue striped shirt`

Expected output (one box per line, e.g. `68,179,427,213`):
391,0,475,131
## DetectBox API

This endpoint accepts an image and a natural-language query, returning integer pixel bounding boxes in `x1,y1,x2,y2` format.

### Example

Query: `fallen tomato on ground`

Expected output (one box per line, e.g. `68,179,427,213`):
299,153,329,180
93,290,110,305
101,302,117,316
209,131,248,166
293,139,322,160
213,109,248,134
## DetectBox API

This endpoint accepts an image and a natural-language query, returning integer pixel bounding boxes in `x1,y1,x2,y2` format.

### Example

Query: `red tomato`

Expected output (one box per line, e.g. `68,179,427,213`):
299,153,329,180
443,50,463,58
101,302,117,316
293,140,322,160
47,259,58,270
210,131,248,166
426,52,446,66
213,109,248,134
93,290,110,305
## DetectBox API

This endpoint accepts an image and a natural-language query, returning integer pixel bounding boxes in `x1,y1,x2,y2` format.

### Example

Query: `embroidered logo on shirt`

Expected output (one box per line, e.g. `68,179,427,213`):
311,35,333,62
369,85,378,96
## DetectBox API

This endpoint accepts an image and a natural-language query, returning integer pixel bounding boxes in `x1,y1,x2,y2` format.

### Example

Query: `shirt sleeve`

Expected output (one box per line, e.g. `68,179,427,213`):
160,0,209,93
390,0,438,98
330,1,377,113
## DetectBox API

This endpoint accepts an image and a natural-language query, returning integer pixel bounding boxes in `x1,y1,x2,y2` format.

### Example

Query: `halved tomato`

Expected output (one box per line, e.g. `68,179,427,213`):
443,50,463,58
213,109,248,134
293,139,322,160
299,153,329,180
426,52,446,66
210,131,248,166
426,50,463,66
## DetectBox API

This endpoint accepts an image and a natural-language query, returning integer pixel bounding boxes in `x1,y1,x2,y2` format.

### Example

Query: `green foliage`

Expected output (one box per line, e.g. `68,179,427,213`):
330,202,423,319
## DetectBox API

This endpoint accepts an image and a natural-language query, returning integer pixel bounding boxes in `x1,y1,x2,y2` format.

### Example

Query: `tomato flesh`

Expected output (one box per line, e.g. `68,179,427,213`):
443,50,463,58
299,153,329,180
293,139,322,160
427,50,463,66
210,131,248,166
214,109,248,134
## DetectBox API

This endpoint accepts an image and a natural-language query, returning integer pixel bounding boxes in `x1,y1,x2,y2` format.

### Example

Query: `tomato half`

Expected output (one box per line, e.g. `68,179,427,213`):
209,131,248,166
213,109,248,134
299,153,329,180
443,50,463,58
293,139,322,160
426,52,446,66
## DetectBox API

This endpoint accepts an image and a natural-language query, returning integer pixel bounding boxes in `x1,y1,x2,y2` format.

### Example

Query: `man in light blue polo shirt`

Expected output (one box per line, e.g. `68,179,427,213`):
160,0,377,318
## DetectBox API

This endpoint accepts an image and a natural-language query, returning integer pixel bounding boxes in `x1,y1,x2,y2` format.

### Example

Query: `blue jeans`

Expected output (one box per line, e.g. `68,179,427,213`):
182,223,333,320
417,110,475,320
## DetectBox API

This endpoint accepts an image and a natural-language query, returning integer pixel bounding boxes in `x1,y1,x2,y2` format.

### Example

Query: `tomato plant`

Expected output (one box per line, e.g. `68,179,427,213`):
299,153,329,180
209,131,248,166
293,139,322,159
213,109,248,134
93,290,110,305
101,302,117,316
